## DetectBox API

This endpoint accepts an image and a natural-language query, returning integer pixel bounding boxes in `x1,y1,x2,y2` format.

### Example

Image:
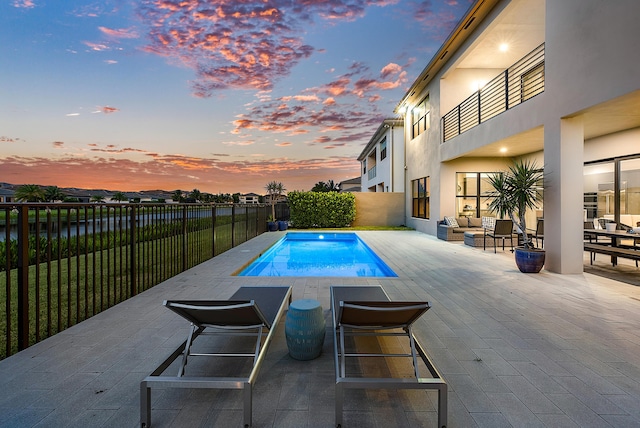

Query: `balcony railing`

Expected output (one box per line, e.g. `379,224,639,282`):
442,43,545,142
0,202,288,359
368,165,377,180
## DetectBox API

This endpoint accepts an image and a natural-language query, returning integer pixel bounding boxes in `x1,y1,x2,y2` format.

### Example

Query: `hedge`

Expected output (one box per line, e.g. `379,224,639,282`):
288,191,355,228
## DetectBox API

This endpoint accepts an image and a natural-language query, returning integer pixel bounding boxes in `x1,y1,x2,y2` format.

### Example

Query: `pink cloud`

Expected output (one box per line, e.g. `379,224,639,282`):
137,0,397,96
99,27,139,39
83,41,110,51
101,106,120,114
12,0,35,8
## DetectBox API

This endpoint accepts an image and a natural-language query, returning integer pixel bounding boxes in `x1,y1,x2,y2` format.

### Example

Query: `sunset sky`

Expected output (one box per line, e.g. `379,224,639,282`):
1,0,472,195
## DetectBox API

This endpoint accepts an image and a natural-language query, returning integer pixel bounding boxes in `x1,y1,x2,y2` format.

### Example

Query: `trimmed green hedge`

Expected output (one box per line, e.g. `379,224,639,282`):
288,191,355,228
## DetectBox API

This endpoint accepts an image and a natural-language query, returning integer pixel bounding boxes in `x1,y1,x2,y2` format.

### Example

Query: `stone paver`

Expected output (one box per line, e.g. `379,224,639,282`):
1,230,640,427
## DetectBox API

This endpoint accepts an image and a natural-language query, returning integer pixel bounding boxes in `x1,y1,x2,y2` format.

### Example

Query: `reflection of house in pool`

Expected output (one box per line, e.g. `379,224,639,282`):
393,0,640,274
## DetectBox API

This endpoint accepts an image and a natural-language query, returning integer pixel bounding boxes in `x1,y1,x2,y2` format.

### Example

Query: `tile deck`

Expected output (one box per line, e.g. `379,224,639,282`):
1,230,640,427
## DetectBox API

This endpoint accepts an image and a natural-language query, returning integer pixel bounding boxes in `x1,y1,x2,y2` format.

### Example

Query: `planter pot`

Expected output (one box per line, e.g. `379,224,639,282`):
268,221,278,232
606,223,617,232
514,247,545,273
278,220,288,231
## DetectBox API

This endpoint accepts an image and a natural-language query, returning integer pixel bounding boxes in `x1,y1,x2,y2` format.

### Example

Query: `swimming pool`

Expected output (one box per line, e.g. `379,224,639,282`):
237,232,398,277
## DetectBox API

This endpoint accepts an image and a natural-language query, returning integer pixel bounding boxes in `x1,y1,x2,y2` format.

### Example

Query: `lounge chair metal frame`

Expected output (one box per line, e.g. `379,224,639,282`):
140,286,292,428
331,285,447,428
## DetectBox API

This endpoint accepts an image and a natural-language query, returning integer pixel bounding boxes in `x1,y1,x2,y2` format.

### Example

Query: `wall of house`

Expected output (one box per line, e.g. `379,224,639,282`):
540,0,640,273
545,0,640,119
390,125,405,193
403,0,640,273
584,128,640,163
352,192,405,227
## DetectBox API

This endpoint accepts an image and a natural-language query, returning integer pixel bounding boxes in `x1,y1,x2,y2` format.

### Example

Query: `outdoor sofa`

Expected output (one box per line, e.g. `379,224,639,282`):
436,216,483,241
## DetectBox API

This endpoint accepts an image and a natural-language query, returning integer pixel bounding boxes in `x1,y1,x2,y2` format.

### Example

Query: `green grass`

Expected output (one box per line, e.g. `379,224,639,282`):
0,224,238,359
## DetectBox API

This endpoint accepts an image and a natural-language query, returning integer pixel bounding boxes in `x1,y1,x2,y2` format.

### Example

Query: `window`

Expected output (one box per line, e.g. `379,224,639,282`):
362,160,366,174
412,177,430,219
455,172,495,218
412,96,430,138
380,138,387,160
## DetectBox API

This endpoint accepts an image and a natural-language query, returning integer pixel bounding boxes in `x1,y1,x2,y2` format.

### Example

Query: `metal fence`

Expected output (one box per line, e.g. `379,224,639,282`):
0,202,288,359
442,43,545,142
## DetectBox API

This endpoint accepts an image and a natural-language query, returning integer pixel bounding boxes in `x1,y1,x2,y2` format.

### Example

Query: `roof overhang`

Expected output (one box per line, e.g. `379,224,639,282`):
394,0,500,114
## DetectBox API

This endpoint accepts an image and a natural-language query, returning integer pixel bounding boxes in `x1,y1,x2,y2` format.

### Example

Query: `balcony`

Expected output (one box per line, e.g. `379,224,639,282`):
442,43,545,142
367,165,377,180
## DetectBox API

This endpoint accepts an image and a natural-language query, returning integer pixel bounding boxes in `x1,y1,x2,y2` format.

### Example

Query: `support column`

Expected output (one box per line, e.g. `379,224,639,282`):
544,116,584,274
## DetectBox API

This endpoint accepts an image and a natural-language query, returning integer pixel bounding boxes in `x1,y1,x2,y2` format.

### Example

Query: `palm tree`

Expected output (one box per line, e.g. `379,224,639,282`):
311,180,339,192
90,195,105,203
188,188,202,203
265,181,286,220
44,186,66,202
487,160,544,249
172,190,184,203
14,184,45,202
111,191,127,202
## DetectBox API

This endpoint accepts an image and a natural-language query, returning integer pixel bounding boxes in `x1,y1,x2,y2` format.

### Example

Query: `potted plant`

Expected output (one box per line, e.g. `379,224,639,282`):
487,159,545,273
267,215,278,232
265,181,286,231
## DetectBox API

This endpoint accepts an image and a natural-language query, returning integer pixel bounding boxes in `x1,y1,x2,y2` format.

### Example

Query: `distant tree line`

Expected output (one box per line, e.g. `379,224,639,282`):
9,185,257,204
311,180,339,192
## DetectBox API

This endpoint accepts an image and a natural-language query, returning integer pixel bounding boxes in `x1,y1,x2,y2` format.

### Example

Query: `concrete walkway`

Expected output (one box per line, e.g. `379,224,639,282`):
1,230,640,427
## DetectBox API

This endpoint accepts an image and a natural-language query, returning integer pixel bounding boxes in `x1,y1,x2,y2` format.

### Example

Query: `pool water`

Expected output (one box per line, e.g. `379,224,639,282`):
237,232,398,277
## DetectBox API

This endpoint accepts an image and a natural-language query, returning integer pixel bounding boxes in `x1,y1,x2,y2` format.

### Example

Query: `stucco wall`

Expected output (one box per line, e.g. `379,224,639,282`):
352,192,405,227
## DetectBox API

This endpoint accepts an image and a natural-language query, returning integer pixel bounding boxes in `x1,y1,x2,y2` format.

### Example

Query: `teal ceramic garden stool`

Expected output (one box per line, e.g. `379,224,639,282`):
285,299,325,360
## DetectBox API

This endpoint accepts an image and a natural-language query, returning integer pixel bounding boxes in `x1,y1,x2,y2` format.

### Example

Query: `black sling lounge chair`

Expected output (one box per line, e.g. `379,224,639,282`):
330,285,447,428
140,286,292,428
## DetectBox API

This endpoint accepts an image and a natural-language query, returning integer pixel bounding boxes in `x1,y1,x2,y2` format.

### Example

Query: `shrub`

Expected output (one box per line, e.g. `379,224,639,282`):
288,191,355,228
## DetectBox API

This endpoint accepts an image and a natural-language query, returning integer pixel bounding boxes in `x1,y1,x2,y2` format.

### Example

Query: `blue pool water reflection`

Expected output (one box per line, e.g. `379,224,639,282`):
238,232,397,277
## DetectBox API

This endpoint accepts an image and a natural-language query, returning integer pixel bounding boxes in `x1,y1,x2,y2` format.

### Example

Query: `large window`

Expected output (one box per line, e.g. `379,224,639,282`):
412,177,430,219
585,156,640,227
412,96,430,139
455,172,494,218
380,138,387,160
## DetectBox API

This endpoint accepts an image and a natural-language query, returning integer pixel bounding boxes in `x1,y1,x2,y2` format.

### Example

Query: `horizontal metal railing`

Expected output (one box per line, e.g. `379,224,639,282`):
368,165,377,180
0,202,287,359
442,43,545,142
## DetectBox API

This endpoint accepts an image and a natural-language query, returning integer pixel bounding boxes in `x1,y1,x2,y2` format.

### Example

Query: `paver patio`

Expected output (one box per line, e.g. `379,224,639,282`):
1,230,640,427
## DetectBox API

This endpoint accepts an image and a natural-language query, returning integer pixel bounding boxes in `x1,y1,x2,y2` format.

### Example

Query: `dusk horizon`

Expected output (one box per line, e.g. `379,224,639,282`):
1,0,473,194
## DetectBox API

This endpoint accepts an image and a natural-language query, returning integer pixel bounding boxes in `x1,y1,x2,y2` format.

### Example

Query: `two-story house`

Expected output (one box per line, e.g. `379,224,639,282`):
397,0,640,274
358,118,405,192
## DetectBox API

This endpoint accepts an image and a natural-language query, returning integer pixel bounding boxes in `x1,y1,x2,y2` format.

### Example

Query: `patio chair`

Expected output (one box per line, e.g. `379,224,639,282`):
484,219,514,253
533,218,544,248
140,286,292,428
330,285,447,428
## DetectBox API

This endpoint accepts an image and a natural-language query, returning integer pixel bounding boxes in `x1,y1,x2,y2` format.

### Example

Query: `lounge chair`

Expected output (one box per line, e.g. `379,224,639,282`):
140,286,292,428
330,285,447,428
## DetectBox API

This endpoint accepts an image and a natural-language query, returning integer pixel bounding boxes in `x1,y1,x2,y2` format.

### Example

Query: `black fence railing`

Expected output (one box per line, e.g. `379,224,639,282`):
0,202,288,359
442,43,545,142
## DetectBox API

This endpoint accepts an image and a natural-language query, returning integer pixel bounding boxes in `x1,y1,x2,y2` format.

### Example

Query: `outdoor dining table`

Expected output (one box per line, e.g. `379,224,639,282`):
584,228,640,264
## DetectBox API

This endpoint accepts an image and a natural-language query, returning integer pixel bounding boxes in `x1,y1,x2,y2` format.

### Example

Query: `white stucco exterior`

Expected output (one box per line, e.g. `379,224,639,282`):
397,0,640,274
358,119,405,193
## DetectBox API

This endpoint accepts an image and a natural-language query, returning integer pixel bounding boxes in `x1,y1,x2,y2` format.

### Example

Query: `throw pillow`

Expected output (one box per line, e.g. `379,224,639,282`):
481,216,495,229
468,217,482,228
444,216,460,227
456,217,470,228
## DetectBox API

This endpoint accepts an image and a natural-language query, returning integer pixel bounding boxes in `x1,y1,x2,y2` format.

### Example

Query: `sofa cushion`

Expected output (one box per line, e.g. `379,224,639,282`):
444,216,459,227
456,217,470,227
468,217,482,228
